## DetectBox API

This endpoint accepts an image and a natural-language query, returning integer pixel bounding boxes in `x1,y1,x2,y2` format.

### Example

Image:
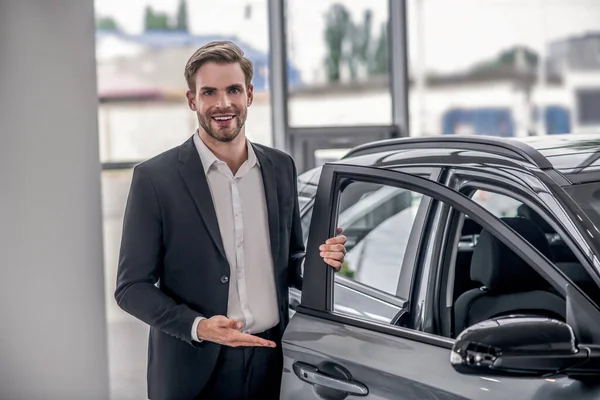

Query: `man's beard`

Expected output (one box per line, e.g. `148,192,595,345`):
198,108,247,143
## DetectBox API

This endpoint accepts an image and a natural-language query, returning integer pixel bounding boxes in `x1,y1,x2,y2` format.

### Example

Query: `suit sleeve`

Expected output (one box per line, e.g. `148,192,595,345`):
287,156,305,290
114,165,203,347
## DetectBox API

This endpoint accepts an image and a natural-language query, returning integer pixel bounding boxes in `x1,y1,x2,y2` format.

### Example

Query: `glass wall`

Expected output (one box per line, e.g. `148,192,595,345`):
405,0,600,138
286,0,391,127
94,1,271,398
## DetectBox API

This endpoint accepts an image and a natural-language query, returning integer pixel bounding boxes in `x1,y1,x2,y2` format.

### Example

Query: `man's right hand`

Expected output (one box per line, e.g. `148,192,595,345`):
196,316,276,347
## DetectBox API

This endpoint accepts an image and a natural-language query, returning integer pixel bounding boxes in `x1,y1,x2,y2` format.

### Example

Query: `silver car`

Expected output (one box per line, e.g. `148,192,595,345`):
283,134,600,399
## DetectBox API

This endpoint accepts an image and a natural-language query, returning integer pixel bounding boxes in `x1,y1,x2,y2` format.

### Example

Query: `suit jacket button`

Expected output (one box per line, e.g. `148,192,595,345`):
220,275,229,284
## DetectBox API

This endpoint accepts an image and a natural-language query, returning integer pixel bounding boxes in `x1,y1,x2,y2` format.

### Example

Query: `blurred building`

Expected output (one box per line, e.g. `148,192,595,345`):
548,32,600,130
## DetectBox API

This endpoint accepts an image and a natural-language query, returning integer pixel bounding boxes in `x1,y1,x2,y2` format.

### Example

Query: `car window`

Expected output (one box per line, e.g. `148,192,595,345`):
337,183,423,293
441,188,600,338
329,179,425,319
471,190,521,217
297,167,321,202
300,167,432,242
563,181,600,233
323,174,572,339
298,167,322,241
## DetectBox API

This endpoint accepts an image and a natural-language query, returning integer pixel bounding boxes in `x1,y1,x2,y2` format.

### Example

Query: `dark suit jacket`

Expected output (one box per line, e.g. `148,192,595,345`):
114,135,305,400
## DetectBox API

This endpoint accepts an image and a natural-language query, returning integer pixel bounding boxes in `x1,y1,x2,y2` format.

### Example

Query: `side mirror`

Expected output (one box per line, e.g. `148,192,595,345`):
450,316,596,377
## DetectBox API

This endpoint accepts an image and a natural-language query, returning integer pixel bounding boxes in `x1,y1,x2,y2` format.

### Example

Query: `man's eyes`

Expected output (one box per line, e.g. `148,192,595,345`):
203,88,241,95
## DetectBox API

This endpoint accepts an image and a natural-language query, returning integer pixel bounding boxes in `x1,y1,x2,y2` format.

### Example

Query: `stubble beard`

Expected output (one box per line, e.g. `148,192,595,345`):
198,109,247,143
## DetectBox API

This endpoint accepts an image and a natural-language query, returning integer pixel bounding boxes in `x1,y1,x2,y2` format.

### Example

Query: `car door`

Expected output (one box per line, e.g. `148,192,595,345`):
280,163,600,400
290,166,437,324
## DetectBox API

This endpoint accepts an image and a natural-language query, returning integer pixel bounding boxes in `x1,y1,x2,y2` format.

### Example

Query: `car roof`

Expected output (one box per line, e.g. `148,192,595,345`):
339,132,600,184
517,134,600,173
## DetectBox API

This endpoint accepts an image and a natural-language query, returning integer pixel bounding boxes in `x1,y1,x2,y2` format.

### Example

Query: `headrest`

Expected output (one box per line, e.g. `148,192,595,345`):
517,204,555,234
470,217,552,293
461,217,482,236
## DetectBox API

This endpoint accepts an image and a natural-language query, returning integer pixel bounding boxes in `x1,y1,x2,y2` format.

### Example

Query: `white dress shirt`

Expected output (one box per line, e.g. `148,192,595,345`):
191,133,279,341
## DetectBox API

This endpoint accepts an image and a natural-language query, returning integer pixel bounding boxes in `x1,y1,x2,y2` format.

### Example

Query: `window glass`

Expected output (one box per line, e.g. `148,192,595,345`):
471,190,521,217
96,0,273,164
407,0,599,137
95,2,272,399
286,0,391,127
334,180,424,296
563,181,600,234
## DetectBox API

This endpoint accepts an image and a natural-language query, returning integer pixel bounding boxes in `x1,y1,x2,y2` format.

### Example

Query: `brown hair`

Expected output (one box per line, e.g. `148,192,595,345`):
184,41,254,92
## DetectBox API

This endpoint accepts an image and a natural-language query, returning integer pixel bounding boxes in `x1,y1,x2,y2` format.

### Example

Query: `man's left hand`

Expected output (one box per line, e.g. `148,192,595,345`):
319,227,347,270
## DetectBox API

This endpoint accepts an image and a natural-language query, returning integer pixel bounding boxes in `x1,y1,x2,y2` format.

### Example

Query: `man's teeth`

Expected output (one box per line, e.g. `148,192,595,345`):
214,116,233,121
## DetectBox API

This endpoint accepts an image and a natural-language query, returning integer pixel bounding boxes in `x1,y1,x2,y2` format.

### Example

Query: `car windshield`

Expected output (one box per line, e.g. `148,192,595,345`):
563,181,600,234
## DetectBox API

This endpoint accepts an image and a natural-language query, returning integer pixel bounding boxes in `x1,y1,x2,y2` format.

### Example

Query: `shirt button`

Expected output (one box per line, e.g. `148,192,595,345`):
220,275,229,284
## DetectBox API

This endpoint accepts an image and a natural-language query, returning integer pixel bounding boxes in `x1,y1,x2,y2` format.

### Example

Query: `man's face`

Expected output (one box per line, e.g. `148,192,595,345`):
186,62,253,143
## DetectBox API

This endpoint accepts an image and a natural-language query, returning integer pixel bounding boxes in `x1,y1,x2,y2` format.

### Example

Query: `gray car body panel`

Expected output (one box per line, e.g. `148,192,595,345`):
281,314,598,400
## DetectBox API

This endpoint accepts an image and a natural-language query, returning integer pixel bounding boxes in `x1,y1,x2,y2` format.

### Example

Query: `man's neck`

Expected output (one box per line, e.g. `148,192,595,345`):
198,130,248,175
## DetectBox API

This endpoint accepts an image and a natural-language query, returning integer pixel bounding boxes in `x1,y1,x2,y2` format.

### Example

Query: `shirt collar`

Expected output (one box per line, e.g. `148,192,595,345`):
193,131,260,175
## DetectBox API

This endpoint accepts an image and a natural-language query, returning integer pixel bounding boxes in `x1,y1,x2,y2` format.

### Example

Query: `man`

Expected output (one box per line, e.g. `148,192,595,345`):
114,41,346,400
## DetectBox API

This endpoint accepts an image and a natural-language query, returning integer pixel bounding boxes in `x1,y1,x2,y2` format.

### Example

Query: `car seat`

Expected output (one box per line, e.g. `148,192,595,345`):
453,217,566,336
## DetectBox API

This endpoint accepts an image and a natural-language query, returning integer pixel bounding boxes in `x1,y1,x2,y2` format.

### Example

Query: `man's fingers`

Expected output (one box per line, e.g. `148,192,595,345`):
231,339,277,348
326,235,347,245
336,227,343,234
325,258,342,269
320,251,344,260
321,244,345,252
226,331,276,347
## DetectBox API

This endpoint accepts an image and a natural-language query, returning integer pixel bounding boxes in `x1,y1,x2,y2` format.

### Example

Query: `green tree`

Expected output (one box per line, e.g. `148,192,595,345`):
96,16,119,30
472,46,539,73
498,46,539,69
175,0,189,31
144,6,171,31
348,9,372,80
324,3,351,82
369,22,388,75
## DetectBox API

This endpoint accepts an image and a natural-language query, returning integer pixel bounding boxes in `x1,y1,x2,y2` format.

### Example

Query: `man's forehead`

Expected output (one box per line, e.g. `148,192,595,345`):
195,62,245,86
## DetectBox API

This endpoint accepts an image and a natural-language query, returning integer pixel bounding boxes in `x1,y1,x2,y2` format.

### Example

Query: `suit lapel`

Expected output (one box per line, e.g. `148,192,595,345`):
253,144,280,268
177,136,227,262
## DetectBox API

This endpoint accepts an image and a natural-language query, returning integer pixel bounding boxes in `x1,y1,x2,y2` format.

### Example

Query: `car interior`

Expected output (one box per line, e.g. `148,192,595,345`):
446,202,600,338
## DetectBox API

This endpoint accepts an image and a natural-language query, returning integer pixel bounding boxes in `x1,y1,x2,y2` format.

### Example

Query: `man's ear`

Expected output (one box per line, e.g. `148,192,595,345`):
186,90,197,111
247,84,254,107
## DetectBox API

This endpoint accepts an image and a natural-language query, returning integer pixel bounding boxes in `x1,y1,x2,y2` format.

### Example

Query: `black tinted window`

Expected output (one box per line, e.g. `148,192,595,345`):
563,181,600,232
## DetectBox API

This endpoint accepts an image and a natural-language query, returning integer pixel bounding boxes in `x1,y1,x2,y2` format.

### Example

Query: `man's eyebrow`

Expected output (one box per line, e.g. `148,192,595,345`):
199,84,244,91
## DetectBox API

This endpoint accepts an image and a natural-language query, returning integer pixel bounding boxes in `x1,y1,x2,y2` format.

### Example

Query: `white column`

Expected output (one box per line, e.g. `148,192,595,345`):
0,1,110,399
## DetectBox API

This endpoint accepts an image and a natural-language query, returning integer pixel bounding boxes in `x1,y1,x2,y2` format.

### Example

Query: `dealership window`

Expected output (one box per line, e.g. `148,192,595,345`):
406,0,600,137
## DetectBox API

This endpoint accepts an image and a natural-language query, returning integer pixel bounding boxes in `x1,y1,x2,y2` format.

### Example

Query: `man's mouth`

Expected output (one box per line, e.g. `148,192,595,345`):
212,115,235,122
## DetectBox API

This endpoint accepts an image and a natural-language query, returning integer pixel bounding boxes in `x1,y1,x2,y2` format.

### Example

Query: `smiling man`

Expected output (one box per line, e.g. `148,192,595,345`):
114,41,347,400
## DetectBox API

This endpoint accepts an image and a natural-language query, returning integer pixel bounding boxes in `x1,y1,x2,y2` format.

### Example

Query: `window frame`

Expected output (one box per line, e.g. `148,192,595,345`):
297,163,577,349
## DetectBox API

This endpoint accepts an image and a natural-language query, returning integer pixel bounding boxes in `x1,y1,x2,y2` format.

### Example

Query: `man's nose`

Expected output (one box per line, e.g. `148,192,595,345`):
215,92,232,108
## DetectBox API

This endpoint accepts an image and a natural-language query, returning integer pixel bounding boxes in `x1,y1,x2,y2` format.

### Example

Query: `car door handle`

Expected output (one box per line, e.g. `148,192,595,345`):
293,361,368,396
